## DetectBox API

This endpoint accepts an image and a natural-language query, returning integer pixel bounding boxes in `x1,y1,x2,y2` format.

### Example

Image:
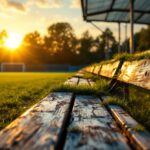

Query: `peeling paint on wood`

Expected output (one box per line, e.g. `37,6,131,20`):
108,105,138,129
118,60,150,90
0,92,73,150
85,59,150,91
100,61,120,78
64,95,131,150
109,105,150,150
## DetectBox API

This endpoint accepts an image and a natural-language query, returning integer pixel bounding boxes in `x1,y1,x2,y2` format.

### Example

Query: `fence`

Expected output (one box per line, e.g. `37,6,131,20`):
0,64,85,72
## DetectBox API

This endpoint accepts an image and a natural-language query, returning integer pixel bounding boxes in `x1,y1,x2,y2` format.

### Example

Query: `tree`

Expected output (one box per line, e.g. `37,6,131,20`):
138,26,150,51
0,30,8,63
44,22,78,64
122,26,150,52
22,31,48,64
23,31,42,47
78,30,95,64
96,28,118,60
0,30,8,48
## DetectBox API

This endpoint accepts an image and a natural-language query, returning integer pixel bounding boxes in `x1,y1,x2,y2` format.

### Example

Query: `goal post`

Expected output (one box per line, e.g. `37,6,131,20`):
0,63,26,72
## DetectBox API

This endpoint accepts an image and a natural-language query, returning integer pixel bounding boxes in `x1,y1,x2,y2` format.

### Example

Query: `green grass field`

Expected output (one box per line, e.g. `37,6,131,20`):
0,72,74,130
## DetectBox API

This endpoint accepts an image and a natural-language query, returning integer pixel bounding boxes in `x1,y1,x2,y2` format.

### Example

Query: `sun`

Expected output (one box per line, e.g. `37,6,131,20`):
5,32,22,50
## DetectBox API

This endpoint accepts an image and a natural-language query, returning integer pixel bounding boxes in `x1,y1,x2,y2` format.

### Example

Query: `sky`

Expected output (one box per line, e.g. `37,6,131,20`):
0,0,147,42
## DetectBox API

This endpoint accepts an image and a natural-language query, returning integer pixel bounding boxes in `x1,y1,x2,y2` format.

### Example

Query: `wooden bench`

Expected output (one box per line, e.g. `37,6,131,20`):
0,75,132,150
0,63,150,150
85,59,150,91
0,92,73,150
84,59,150,150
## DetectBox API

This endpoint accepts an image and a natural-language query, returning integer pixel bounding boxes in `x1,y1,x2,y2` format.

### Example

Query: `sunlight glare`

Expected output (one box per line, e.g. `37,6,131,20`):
5,32,22,50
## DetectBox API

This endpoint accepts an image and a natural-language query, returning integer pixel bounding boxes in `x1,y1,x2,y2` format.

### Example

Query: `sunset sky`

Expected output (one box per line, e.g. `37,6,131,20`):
0,0,147,42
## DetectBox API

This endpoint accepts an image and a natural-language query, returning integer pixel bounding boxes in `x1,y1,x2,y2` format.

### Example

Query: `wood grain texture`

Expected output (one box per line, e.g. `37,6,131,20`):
64,77,79,85
0,92,73,150
85,59,150,91
78,78,90,86
64,95,131,150
100,61,120,78
109,105,150,150
118,59,150,90
93,65,102,75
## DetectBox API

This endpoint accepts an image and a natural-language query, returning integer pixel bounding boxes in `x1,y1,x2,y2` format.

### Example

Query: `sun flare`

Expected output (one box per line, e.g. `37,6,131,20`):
5,32,22,49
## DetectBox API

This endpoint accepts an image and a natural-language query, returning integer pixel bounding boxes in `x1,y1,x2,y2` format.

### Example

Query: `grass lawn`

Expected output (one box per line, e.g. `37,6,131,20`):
0,72,74,130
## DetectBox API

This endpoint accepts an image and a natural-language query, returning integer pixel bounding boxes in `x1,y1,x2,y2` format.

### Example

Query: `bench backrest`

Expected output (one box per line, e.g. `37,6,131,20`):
84,59,150,91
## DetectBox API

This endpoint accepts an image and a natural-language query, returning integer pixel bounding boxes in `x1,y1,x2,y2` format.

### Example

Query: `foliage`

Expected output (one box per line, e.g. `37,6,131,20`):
0,23,150,65
0,72,74,130
122,25,150,52
113,50,150,61
44,23,78,64
0,23,118,65
138,26,150,50
0,30,7,47
97,28,118,59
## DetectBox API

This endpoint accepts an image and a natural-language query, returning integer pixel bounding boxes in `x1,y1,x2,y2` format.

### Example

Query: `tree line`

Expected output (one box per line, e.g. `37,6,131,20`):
122,25,150,52
0,22,149,65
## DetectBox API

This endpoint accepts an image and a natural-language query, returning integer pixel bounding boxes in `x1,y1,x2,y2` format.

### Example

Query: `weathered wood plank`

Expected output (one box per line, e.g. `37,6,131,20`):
118,59,150,90
100,61,120,78
64,77,79,85
109,105,150,150
93,65,102,75
90,66,95,73
108,105,138,129
85,59,150,91
76,73,84,77
78,78,90,86
0,92,73,150
64,95,131,150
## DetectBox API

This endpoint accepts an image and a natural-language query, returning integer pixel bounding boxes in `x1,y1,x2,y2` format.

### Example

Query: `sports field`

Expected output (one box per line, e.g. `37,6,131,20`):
0,72,74,130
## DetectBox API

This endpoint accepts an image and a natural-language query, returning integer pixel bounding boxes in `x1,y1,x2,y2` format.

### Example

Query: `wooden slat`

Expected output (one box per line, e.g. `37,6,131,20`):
76,73,84,77
78,78,90,86
109,105,150,150
0,92,73,150
100,61,120,78
85,59,150,91
93,65,101,75
118,59,150,90
64,77,79,85
64,95,131,150
84,66,90,72
90,66,95,73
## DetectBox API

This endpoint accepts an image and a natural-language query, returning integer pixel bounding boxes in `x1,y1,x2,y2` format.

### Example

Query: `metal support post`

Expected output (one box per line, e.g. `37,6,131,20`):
130,0,134,54
118,22,121,53
125,23,128,52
